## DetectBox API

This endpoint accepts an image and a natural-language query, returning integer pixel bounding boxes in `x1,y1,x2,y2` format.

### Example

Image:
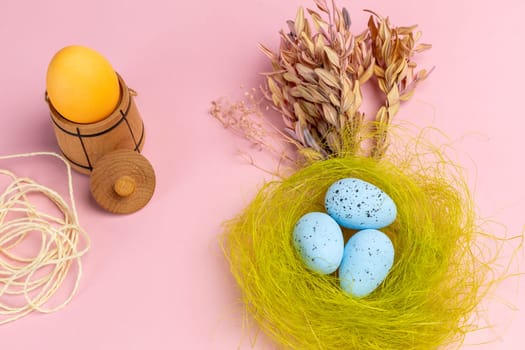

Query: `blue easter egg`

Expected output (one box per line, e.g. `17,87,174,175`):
293,212,344,274
325,178,397,229
339,229,394,297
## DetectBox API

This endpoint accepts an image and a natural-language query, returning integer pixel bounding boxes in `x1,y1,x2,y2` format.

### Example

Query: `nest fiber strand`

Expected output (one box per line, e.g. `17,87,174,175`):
224,156,491,349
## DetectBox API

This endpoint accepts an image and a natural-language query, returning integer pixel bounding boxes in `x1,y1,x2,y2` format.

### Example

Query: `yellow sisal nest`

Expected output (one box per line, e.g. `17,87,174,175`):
223,155,493,349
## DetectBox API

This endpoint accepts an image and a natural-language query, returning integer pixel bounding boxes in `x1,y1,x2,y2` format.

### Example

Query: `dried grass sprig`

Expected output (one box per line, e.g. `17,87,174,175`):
210,90,298,165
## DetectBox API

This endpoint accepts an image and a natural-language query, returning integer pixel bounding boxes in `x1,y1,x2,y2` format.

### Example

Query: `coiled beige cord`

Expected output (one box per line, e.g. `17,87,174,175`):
0,152,90,325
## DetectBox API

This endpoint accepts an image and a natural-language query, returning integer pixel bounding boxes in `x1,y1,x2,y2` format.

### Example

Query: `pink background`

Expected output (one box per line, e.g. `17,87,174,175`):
1,0,524,348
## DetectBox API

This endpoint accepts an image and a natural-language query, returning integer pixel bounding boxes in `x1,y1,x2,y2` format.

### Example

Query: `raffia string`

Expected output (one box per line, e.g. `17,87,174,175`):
0,152,90,325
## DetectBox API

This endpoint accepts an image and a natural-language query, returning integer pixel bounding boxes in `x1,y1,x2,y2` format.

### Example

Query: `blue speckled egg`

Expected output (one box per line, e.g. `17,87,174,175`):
293,212,344,274
325,178,397,229
339,229,394,297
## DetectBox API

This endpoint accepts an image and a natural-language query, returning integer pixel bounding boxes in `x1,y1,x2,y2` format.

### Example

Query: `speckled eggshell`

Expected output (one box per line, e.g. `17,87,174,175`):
325,178,397,229
339,229,394,298
293,212,344,274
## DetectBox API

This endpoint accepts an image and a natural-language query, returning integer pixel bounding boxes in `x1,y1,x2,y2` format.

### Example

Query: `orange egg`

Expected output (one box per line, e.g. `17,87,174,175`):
46,45,120,124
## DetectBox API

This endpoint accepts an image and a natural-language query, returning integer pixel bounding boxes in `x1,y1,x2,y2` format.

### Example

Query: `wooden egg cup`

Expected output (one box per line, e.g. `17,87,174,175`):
47,73,156,214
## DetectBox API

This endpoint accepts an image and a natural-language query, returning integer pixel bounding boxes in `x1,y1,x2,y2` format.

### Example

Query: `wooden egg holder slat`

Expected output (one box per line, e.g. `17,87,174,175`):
47,73,155,214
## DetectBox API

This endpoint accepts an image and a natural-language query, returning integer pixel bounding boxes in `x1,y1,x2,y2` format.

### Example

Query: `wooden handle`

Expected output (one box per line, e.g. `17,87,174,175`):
113,175,136,197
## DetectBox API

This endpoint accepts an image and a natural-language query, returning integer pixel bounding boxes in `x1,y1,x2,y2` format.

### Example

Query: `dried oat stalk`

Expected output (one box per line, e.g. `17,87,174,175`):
366,9,433,158
212,0,431,162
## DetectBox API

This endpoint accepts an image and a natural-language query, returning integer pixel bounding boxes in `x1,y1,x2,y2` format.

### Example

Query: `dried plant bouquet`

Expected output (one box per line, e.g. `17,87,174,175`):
212,0,432,163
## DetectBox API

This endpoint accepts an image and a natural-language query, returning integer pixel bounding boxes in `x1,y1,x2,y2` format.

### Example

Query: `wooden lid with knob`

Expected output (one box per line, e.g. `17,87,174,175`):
89,149,155,214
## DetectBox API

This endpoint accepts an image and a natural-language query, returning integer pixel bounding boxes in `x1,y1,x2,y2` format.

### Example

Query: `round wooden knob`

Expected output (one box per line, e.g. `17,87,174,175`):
114,176,136,197
90,150,156,214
